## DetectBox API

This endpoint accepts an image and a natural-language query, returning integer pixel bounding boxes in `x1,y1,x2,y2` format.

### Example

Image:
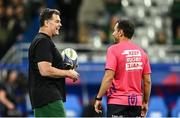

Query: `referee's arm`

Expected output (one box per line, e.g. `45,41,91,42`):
96,69,114,99
94,69,114,113
141,74,151,116
142,74,151,104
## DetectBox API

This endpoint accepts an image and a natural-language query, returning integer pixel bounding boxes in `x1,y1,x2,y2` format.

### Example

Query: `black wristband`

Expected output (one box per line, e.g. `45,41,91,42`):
95,97,102,101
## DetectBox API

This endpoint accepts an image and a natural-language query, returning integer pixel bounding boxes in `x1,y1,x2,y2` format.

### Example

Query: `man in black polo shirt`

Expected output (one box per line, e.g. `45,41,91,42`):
28,8,79,117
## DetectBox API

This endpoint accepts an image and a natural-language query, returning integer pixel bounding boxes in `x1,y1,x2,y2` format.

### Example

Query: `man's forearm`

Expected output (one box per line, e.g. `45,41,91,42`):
97,77,113,98
38,61,69,78
45,66,69,78
143,79,151,103
0,91,14,109
96,70,114,98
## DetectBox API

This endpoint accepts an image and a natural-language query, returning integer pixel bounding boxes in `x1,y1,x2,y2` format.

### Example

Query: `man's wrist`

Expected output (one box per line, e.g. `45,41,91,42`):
64,70,70,77
143,101,149,104
95,97,102,101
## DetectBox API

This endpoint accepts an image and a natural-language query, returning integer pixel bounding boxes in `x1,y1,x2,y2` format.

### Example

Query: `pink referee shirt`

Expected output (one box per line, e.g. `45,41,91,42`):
105,41,151,106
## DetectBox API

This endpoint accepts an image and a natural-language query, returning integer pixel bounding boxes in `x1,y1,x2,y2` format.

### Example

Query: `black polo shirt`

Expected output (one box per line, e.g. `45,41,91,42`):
28,33,65,109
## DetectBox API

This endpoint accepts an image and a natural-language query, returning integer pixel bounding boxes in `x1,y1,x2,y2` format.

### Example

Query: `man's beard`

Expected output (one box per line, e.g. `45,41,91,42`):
114,37,118,43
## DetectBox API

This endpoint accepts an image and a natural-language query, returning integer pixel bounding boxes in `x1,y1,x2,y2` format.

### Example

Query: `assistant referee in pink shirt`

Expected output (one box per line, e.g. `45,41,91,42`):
94,19,152,117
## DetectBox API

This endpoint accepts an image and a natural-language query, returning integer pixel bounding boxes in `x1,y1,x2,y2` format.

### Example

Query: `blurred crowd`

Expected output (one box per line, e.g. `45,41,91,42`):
170,0,180,45
0,69,28,116
0,0,45,59
0,0,180,59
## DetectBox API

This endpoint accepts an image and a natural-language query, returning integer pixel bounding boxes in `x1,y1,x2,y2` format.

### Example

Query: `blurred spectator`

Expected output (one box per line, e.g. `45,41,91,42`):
154,31,167,45
78,0,105,44
79,25,90,43
9,0,24,7
0,0,8,7
103,15,120,44
0,5,7,46
0,70,27,116
13,4,27,41
0,1,28,59
0,0,46,59
24,0,46,24
99,30,108,45
0,0,3,6
104,0,122,38
56,0,82,43
173,25,180,45
0,0,45,59
104,0,122,15
170,0,180,45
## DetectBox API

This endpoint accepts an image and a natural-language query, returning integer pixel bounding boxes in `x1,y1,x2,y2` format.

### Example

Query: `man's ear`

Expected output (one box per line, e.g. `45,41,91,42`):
119,29,124,37
44,20,48,26
121,30,124,35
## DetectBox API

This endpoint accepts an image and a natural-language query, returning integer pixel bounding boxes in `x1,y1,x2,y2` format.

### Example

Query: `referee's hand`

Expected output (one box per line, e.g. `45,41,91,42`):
141,102,148,117
94,100,102,113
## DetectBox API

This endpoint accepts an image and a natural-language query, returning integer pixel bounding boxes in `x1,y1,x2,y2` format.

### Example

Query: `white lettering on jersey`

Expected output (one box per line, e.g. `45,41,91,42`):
122,50,143,70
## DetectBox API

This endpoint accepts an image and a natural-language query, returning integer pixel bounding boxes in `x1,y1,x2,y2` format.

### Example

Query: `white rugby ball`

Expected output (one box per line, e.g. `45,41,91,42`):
61,48,78,69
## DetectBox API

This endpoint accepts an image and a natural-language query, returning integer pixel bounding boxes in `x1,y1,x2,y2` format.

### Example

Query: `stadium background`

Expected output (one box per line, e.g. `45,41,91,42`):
0,0,180,117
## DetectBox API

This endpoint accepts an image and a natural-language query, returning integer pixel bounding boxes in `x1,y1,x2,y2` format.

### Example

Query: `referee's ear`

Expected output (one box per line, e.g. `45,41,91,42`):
119,29,124,37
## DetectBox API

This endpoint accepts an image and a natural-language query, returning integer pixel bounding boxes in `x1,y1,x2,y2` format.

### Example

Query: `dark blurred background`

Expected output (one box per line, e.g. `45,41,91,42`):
0,0,180,117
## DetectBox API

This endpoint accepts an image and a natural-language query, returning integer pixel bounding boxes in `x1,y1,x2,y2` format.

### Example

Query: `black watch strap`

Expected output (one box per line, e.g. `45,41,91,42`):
95,97,102,101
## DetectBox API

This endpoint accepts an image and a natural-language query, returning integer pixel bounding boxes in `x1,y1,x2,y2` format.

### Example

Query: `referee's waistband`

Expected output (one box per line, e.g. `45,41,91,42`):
107,95,142,106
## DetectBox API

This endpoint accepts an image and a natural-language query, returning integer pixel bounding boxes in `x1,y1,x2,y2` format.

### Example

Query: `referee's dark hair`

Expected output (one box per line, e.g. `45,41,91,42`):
39,8,60,27
117,19,135,39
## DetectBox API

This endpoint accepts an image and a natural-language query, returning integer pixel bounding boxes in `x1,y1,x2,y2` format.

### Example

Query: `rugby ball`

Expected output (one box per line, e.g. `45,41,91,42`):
61,48,78,69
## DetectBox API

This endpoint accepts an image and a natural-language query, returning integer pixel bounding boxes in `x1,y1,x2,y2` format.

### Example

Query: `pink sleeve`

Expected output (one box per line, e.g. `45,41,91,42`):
105,47,117,71
143,54,151,74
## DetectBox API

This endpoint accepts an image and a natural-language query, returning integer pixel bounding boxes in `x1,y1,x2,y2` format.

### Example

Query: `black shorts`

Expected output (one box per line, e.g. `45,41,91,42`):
107,104,141,117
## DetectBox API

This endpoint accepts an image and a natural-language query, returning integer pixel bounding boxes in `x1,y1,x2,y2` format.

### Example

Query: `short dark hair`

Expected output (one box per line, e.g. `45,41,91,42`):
39,8,60,27
117,19,135,39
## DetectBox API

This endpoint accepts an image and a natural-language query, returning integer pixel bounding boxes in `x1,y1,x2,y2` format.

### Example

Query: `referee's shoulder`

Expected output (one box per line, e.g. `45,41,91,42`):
108,43,119,50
